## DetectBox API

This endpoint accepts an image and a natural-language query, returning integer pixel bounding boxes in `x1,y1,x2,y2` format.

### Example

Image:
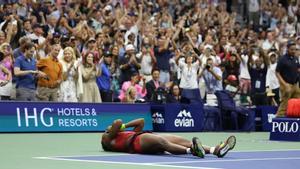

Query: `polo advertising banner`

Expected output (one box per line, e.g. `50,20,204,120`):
151,103,204,132
0,102,152,132
270,118,300,141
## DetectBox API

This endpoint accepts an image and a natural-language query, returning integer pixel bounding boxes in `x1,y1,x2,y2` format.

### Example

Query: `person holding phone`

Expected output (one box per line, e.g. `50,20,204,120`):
14,42,47,101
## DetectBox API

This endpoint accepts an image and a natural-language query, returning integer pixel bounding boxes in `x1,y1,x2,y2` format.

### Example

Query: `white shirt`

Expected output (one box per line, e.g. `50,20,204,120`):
239,54,251,79
249,0,259,12
199,54,221,67
125,25,139,47
285,23,296,36
178,60,200,89
27,33,46,58
136,52,152,75
266,63,280,89
262,40,279,51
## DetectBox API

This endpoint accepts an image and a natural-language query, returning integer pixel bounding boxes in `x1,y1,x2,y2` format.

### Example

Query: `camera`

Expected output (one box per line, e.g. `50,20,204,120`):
32,39,39,44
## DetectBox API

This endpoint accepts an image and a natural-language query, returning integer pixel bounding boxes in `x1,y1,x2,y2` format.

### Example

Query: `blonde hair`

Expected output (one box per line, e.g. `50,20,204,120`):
0,42,10,53
63,47,76,62
124,86,136,103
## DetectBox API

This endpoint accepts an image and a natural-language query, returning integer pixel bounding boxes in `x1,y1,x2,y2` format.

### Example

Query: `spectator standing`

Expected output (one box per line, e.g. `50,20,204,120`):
27,24,46,58
119,44,141,84
201,58,223,97
78,52,102,103
0,43,13,100
266,51,280,105
36,44,63,101
224,53,240,87
248,0,260,31
175,52,201,102
248,52,268,106
154,34,174,85
97,51,113,102
14,42,46,101
58,47,78,102
13,36,31,59
275,41,300,117
0,52,11,100
238,46,252,104
136,37,156,82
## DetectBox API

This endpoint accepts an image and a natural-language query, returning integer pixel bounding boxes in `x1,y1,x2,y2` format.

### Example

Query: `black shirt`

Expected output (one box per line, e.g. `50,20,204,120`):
276,54,300,85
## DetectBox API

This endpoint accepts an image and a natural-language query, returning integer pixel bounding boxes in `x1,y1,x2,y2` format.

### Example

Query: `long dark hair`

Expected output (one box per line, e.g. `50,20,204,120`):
0,52,4,62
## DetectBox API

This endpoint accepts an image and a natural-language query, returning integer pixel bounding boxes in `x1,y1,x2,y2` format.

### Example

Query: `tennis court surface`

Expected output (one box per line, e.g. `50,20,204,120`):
1,132,300,169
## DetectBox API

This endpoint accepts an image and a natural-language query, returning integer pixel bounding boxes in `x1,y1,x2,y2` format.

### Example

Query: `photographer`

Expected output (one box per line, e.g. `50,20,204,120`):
199,58,222,97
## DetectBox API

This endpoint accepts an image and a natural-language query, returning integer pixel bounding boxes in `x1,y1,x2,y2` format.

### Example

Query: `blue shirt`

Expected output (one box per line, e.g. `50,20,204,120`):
14,55,37,89
249,66,267,93
276,54,300,85
154,47,173,71
96,63,111,91
203,67,223,93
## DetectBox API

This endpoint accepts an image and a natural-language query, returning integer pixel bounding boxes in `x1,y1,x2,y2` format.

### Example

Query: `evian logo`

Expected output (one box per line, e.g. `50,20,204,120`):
174,110,194,127
152,112,164,124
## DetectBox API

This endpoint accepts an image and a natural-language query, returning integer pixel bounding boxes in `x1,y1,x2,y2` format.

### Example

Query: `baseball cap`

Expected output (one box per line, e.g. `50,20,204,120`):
227,75,237,81
287,40,296,48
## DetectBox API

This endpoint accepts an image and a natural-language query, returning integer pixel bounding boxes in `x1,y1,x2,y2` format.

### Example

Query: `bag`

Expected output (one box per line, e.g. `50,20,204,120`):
287,99,300,118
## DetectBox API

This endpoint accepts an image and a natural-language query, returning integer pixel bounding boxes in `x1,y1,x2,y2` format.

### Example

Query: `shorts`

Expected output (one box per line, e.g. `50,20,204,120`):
239,78,251,94
129,131,151,153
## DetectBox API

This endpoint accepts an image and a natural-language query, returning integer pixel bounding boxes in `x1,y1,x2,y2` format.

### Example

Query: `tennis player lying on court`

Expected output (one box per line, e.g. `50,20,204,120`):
101,118,236,158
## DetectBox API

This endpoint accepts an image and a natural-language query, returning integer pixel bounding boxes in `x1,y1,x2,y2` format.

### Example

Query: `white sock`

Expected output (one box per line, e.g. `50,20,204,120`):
209,147,215,154
186,148,191,154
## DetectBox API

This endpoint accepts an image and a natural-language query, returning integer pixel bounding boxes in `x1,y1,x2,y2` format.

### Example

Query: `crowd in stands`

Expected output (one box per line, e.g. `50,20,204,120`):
0,0,299,107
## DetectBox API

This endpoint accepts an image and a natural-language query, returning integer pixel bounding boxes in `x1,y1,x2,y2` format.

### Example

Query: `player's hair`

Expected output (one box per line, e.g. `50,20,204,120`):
101,140,111,151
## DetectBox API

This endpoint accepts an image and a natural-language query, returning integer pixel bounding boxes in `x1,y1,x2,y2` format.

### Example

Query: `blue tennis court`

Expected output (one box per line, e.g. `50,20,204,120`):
35,150,300,169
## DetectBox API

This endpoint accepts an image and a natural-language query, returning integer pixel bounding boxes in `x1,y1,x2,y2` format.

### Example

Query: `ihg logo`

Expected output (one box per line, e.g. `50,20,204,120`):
16,107,54,127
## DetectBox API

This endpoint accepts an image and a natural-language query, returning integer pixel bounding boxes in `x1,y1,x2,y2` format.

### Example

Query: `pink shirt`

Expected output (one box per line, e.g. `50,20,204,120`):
118,81,147,101
0,57,13,80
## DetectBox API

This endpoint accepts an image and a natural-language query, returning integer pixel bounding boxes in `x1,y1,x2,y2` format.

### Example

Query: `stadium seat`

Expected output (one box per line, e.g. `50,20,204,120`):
215,90,255,131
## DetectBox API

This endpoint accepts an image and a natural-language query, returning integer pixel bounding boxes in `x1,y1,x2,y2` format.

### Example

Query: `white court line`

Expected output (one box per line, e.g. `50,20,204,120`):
34,156,223,169
231,149,300,153
35,153,130,158
33,149,300,159
33,149,300,169
153,157,300,165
